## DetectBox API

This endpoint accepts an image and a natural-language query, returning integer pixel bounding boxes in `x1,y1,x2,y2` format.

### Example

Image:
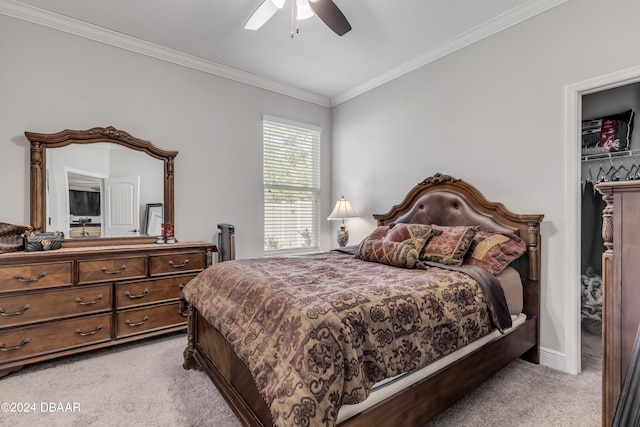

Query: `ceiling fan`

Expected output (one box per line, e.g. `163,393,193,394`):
245,0,352,37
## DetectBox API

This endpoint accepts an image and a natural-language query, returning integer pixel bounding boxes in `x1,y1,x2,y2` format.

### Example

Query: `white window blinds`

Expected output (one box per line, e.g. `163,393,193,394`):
263,117,321,253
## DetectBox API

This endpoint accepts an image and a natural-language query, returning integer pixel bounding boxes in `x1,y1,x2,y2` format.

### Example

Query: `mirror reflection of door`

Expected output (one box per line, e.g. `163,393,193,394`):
104,176,140,237
48,143,164,239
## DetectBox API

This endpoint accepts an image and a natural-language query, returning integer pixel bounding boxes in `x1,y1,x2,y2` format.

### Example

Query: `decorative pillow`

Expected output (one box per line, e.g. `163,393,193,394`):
421,225,478,266
360,240,420,269
0,221,32,254
386,223,433,247
463,230,526,275
357,225,388,258
361,225,389,243
582,109,634,155
359,223,433,268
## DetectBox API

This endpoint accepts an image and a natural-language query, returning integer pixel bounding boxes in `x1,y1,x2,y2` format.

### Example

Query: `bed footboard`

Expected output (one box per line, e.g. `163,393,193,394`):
184,306,537,427
184,307,272,426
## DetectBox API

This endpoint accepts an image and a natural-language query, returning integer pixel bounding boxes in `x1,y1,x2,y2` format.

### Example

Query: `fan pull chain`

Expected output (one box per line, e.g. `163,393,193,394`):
291,0,294,37
291,0,299,38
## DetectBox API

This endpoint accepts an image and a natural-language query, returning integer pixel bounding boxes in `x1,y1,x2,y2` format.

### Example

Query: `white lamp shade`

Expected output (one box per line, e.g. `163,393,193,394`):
328,196,358,220
245,1,279,30
296,0,314,20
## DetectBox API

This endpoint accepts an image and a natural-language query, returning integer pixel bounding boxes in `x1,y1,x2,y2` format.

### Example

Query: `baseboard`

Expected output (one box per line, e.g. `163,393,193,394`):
539,345,569,372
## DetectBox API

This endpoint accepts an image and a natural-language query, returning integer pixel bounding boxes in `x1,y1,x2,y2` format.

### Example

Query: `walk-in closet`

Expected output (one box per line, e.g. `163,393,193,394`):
581,83,640,344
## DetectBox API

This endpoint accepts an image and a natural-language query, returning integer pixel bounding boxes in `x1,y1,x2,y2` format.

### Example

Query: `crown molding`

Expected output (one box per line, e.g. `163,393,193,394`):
2,0,566,109
0,0,331,107
330,0,568,106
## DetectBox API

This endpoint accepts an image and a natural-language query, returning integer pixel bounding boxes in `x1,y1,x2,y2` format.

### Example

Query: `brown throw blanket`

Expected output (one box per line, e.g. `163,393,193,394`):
182,250,512,427
416,259,512,332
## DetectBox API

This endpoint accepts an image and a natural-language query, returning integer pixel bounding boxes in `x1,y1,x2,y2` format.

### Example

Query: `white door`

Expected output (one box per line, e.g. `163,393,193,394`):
104,176,140,236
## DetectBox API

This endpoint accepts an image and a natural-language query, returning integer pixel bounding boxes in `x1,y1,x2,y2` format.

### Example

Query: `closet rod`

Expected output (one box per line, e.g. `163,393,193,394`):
581,148,640,162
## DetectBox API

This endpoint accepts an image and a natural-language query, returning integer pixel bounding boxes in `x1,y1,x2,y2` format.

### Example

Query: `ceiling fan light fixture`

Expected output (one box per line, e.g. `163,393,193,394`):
295,0,314,20
245,0,279,30
271,0,286,8
245,0,351,37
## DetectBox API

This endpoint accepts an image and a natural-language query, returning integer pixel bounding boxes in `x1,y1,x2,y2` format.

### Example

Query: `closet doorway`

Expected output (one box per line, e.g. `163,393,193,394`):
580,84,640,371
565,67,640,375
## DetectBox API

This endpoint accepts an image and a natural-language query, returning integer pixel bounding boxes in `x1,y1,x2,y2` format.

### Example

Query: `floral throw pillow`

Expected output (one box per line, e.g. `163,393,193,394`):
463,230,526,275
420,225,478,266
359,223,433,268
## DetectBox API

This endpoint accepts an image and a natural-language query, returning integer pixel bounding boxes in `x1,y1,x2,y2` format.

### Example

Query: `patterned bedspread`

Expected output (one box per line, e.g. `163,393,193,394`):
182,250,511,427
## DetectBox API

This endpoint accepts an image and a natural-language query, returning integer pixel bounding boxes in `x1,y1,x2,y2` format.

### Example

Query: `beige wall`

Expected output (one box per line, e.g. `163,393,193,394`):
330,0,640,371
0,14,332,259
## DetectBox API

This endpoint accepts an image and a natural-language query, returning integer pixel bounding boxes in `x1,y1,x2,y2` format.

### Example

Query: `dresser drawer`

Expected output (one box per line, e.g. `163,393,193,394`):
0,262,72,293
116,274,197,309
0,284,112,329
149,252,206,276
78,257,145,284
0,314,111,364
116,302,186,338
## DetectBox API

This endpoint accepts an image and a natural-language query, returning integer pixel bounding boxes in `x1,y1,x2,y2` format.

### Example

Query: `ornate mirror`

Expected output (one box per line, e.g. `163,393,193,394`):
26,126,177,247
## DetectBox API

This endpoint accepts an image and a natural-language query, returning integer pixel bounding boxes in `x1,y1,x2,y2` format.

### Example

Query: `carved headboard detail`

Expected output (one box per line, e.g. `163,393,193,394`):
373,173,543,281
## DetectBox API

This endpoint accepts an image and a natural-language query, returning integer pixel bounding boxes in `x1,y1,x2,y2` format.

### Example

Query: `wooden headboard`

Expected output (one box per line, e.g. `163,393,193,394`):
373,173,543,281
373,173,543,356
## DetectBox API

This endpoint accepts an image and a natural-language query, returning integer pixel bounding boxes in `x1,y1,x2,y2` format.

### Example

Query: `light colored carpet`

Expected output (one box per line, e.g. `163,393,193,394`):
0,329,601,427
425,327,602,426
0,333,241,427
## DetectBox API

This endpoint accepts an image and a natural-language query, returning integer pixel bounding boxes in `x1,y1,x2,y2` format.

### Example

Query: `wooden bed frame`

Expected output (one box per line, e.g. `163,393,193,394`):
183,173,544,426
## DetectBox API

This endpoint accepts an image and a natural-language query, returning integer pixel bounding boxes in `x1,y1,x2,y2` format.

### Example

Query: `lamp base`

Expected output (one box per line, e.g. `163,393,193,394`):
337,224,349,247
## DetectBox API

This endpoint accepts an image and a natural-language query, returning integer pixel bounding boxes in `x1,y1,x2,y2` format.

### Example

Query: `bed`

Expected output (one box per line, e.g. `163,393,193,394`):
181,173,543,427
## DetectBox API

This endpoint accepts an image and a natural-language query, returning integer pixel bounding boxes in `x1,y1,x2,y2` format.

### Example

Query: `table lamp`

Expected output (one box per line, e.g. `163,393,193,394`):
328,195,358,247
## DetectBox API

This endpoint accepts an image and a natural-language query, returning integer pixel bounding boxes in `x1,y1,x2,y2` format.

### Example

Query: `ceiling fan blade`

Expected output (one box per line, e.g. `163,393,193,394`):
245,0,279,30
308,0,351,36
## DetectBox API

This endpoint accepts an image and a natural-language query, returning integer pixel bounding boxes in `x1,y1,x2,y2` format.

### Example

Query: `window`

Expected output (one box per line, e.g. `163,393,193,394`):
263,116,321,253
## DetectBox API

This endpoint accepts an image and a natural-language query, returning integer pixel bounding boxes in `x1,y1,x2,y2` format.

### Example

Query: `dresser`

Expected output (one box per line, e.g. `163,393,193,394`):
596,181,640,426
0,241,215,377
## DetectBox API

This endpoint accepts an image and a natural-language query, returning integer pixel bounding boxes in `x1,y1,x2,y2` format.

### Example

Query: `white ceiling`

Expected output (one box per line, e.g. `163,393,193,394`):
4,0,565,106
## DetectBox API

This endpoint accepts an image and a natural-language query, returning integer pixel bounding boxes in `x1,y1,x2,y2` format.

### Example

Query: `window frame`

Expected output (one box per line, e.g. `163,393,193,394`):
263,115,322,255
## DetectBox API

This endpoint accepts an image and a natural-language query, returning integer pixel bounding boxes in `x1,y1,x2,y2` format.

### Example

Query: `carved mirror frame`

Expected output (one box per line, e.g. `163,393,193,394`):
26,126,178,247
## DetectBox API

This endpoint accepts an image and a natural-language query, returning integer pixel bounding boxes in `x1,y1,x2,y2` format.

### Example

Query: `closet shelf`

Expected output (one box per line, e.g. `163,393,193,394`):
581,149,640,162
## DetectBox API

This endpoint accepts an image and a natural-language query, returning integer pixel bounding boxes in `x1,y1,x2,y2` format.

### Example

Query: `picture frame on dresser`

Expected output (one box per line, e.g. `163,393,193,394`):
144,203,163,236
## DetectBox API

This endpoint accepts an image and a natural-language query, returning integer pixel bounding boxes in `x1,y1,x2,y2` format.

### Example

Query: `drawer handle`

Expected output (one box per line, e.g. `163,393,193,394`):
13,272,47,282
101,265,126,274
125,316,149,327
75,295,103,305
0,304,31,316
0,338,30,351
75,325,103,336
125,289,149,299
168,259,189,268
178,284,185,290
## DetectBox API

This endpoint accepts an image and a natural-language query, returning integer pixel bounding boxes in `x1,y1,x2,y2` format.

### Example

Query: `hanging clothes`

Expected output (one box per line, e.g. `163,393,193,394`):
581,181,605,276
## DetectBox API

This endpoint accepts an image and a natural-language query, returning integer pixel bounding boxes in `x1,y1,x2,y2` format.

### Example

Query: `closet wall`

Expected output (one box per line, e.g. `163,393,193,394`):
581,83,640,275
580,83,640,336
